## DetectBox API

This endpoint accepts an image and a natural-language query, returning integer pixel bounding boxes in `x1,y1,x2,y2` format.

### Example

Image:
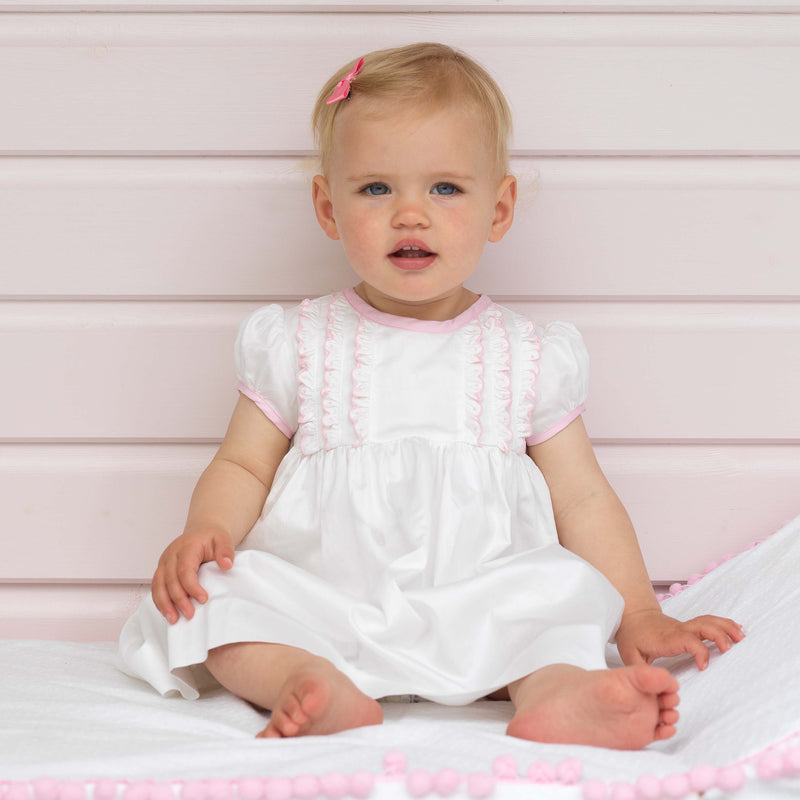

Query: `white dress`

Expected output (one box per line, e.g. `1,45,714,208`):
118,288,624,704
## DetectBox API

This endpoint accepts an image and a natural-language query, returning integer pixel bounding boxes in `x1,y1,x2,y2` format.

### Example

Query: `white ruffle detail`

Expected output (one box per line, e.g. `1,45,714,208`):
517,318,542,449
482,306,513,452
463,319,484,445
321,293,347,450
296,298,323,455
349,315,374,445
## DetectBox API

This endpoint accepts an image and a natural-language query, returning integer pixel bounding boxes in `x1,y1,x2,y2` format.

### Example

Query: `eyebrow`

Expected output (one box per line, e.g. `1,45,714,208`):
345,172,476,183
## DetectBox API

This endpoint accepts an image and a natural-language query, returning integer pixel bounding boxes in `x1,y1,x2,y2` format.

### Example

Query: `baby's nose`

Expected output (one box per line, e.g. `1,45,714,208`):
391,195,431,227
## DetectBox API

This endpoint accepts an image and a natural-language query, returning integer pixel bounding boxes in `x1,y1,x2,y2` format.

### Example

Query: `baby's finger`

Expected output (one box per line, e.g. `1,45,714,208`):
213,536,235,570
676,634,711,670
166,566,200,621
702,620,745,654
151,568,179,624
688,616,744,651
176,559,208,606
716,616,746,642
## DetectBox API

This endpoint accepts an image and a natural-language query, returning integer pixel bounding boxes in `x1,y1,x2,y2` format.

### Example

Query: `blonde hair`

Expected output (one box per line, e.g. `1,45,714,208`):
312,42,512,179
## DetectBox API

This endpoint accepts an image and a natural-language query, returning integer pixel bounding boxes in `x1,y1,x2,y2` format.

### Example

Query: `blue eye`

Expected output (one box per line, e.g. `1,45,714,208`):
362,183,390,196
431,183,459,196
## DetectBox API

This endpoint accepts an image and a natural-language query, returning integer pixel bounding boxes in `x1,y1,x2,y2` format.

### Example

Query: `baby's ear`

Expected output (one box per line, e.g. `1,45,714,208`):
488,175,517,243
311,175,340,240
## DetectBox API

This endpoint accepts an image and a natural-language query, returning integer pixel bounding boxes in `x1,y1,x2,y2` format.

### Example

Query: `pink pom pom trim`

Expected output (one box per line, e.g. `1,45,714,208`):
432,770,460,797
716,765,746,793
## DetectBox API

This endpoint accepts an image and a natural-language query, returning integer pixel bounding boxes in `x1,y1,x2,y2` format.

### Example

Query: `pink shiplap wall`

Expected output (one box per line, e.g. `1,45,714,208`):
1,4,799,640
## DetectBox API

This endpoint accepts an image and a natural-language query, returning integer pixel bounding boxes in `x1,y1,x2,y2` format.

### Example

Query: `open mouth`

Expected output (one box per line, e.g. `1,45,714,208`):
388,240,436,270
391,245,435,259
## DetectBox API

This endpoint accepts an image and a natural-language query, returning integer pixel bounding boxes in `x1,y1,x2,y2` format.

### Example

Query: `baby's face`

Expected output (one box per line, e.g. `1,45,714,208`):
312,101,515,318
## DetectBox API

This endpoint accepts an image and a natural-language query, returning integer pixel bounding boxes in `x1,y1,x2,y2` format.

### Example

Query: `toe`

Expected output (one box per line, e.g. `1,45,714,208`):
659,691,680,710
256,721,283,739
631,665,679,695
660,708,679,726
654,723,677,741
282,690,307,723
296,675,329,719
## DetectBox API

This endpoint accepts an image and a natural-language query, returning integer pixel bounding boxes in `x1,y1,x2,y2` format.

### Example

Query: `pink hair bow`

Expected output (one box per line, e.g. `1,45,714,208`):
326,57,365,105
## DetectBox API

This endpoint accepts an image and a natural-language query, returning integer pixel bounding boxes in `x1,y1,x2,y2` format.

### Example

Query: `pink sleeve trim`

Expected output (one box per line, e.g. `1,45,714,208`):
525,404,585,446
237,383,294,440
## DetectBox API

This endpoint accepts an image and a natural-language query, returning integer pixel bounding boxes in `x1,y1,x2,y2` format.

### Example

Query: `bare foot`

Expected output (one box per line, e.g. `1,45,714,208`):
256,666,383,739
506,664,680,750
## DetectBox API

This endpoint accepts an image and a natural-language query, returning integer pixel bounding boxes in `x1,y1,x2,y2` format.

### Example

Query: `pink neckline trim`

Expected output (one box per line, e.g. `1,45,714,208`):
343,288,492,333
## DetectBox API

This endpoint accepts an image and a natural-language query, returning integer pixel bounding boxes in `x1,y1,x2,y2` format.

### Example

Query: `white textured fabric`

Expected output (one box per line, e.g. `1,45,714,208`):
4,516,800,796
119,290,623,703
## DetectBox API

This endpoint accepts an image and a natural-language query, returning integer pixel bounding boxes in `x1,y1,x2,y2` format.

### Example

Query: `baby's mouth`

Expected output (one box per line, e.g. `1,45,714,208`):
391,245,435,259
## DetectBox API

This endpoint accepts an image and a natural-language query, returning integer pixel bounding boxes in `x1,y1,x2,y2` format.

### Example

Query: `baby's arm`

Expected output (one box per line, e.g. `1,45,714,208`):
151,395,290,624
528,417,744,670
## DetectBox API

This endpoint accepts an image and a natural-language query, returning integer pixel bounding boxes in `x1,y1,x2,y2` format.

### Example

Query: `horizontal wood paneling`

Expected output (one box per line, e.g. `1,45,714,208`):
3,157,800,299
1,15,800,154
2,443,796,583
1,301,797,441
6,2,800,11
0,444,209,582
0,584,146,641
2,5,797,641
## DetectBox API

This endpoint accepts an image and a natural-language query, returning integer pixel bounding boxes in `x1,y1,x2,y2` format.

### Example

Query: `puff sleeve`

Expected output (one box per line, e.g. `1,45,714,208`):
525,322,589,446
234,304,298,439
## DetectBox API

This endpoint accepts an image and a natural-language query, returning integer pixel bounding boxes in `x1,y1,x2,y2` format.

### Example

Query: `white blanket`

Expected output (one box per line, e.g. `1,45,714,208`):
2,516,800,799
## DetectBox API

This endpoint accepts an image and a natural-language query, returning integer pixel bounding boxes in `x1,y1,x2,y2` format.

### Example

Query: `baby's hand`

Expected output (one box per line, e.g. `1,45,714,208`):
615,608,745,671
151,528,235,624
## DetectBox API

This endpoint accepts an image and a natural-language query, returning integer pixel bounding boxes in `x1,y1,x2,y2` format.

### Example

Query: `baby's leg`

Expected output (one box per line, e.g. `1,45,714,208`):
505,664,679,750
205,642,383,738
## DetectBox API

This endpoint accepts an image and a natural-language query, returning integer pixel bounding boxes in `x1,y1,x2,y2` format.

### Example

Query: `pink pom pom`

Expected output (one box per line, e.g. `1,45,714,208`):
406,771,432,798
668,583,684,596
757,752,785,781
687,764,717,792
383,752,408,776
432,770,460,797
204,781,232,800
688,573,703,585
6,785,30,800
181,782,207,800
526,762,556,783
703,562,719,574
123,785,152,800
608,783,634,800
581,780,607,800
720,553,735,563
556,759,582,785
655,593,667,603
784,747,800,774
492,757,517,779
93,781,118,800
59,784,86,800
291,776,319,800
236,779,265,800
264,779,292,800
466,775,494,799
319,774,348,800
716,766,746,793
660,773,690,799
634,774,661,799
33,780,60,800
348,773,374,800
150,784,175,800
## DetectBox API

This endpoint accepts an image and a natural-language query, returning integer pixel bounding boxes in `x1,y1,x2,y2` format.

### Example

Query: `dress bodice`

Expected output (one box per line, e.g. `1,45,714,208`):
235,288,589,457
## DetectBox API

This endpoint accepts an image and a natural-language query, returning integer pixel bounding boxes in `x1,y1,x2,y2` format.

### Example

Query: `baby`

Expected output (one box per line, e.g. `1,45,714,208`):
119,42,744,749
